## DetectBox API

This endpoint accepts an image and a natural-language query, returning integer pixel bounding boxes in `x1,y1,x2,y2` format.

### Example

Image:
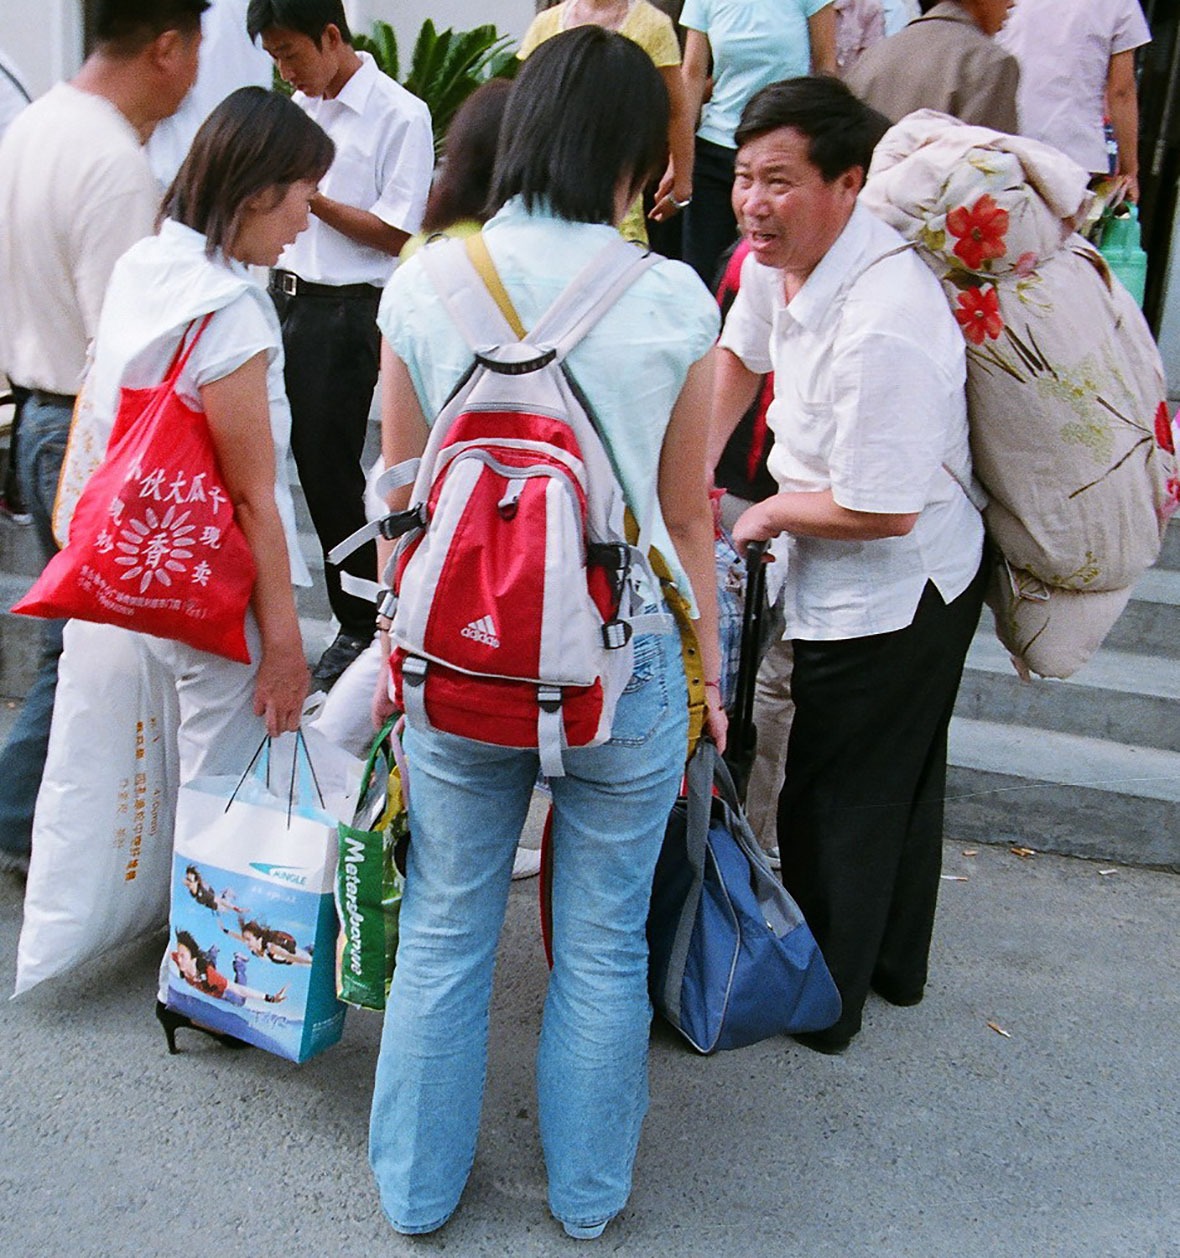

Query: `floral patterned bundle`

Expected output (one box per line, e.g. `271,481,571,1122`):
862,111,1178,677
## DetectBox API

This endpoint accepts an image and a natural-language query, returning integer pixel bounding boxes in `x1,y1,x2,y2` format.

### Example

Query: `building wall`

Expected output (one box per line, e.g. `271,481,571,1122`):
0,1,536,100
0,0,82,97
346,0,536,49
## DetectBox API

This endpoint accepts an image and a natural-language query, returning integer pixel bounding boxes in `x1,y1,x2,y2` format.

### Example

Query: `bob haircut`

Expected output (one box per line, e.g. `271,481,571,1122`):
734,76,891,183
422,78,512,234
489,26,669,226
161,86,334,257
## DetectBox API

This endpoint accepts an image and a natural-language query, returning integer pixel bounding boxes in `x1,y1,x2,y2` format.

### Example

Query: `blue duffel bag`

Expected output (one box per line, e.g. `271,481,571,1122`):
648,740,841,1053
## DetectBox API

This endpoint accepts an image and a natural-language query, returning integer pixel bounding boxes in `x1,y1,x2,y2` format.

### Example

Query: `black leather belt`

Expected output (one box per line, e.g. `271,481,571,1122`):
28,389,77,409
269,270,381,300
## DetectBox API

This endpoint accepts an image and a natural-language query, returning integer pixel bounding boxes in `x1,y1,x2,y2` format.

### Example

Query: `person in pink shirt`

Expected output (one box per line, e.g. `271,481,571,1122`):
834,0,886,73
999,0,1152,199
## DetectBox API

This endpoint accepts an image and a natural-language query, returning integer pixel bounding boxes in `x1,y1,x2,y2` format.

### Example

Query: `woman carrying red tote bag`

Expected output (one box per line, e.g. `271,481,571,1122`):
15,313,257,662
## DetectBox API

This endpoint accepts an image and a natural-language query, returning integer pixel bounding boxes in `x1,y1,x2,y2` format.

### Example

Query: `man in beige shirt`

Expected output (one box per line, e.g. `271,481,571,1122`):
844,0,1019,133
0,0,204,874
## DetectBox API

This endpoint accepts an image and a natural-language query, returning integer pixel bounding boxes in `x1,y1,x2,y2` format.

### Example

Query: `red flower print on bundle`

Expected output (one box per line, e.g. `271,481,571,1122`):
954,285,1004,345
946,194,1009,270
1162,476,1180,525
1154,401,1175,454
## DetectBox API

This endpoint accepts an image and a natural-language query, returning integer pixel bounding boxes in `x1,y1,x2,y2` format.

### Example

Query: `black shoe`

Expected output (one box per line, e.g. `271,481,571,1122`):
155,1000,252,1055
311,631,371,690
791,1027,854,1056
872,982,924,1008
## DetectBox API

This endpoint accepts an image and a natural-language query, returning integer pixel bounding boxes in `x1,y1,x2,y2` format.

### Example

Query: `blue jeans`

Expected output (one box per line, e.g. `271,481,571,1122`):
369,628,688,1235
0,395,71,856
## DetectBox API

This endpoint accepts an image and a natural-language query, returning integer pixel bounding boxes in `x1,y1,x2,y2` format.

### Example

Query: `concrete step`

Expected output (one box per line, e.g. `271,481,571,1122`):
1159,515,1180,570
1099,566,1180,657
945,717,1180,870
956,628,1180,753
0,571,38,699
0,513,43,578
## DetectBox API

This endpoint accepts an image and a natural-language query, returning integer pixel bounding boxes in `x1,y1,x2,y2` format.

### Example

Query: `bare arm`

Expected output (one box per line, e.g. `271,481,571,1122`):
200,353,308,735
680,29,710,139
651,64,697,221
808,4,838,76
1106,48,1140,201
309,191,410,256
708,347,762,472
373,341,431,726
733,487,918,551
659,352,727,750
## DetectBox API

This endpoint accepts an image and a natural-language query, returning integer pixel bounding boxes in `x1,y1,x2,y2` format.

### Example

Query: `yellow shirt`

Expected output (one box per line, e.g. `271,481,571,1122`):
518,1,680,245
519,0,681,69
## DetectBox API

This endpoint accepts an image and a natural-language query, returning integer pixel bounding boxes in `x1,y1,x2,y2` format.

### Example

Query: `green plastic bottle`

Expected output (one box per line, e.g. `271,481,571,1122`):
1100,205,1148,306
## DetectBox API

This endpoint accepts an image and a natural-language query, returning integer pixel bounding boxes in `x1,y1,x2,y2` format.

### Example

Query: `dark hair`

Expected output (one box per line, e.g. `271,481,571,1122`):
95,0,209,54
734,76,891,182
161,86,334,256
422,79,511,233
489,26,669,226
247,0,352,46
174,929,208,972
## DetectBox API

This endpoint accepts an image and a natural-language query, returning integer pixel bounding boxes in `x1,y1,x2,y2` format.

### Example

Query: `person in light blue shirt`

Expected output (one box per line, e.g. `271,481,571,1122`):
679,0,836,285
368,27,725,1245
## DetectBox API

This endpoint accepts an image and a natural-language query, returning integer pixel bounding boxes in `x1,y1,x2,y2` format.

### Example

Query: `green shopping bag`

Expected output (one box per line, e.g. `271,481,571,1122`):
335,718,408,1011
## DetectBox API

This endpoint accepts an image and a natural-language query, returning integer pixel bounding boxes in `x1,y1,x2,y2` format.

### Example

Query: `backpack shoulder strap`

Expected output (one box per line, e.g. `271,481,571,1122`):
417,234,521,351
529,236,658,360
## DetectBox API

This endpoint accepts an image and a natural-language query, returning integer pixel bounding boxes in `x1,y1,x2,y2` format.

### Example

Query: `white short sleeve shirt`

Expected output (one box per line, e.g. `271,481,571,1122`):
719,204,983,640
278,52,433,287
998,0,1152,173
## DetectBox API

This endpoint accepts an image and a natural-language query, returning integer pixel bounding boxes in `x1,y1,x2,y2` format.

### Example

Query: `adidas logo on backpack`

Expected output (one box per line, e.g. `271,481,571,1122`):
461,615,500,648
329,234,671,778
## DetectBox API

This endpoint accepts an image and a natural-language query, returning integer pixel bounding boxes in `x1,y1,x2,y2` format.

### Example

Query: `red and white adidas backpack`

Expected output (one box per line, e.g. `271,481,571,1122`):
332,234,671,776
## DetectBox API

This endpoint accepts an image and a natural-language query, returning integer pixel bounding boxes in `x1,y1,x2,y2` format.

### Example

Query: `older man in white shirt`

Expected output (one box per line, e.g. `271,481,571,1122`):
712,76,985,1054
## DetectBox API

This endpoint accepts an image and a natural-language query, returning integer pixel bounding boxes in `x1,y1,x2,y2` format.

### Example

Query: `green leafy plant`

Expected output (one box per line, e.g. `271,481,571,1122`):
354,19,517,157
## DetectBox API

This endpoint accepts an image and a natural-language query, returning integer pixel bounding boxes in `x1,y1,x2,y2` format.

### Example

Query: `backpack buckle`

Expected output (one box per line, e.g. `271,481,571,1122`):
601,619,632,650
401,655,428,687
537,686,563,713
378,504,428,540
376,587,398,620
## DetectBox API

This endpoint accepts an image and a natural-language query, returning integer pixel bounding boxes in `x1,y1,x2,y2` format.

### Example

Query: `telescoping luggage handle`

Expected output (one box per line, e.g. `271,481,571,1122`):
724,538,768,799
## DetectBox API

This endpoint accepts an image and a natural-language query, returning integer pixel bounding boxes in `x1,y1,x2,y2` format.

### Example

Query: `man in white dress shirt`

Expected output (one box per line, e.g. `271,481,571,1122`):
714,76,985,1053
248,0,433,689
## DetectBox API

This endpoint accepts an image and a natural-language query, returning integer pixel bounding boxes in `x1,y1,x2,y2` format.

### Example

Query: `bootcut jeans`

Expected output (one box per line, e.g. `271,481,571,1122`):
369,626,688,1236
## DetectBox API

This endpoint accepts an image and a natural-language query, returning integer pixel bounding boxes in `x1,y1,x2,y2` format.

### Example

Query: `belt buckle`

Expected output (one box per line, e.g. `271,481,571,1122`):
278,271,298,297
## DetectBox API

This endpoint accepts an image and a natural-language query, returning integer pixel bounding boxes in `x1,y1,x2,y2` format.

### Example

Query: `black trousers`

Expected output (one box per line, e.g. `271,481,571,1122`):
680,136,738,289
777,565,986,1040
273,287,380,638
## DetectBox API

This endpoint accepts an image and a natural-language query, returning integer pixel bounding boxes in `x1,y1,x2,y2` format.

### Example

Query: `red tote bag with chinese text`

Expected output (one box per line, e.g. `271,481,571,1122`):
14,315,257,662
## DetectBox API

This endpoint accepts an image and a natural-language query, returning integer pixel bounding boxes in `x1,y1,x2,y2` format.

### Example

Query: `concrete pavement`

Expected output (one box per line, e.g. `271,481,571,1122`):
1,817,1177,1258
